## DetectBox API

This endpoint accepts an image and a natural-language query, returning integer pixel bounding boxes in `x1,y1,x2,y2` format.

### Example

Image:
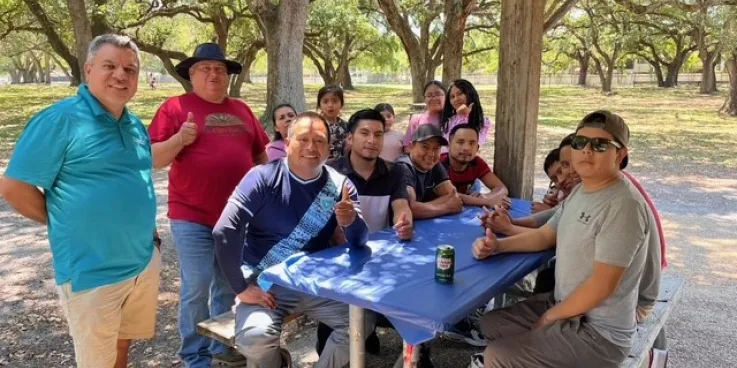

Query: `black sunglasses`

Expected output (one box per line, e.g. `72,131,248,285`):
571,135,622,153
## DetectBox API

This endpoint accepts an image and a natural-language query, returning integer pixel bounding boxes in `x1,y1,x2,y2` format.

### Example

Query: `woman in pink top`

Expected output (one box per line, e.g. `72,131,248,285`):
402,80,446,148
265,103,296,161
440,79,493,145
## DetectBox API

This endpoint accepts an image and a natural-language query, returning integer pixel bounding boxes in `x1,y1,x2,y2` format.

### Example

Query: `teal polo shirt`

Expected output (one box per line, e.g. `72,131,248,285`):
5,84,157,292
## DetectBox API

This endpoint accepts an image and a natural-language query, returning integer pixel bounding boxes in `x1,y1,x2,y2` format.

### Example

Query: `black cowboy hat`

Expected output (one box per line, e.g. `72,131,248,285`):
174,43,242,81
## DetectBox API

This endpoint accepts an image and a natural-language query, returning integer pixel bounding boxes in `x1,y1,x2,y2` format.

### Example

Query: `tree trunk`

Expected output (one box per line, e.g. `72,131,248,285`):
49,52,72,80
44,53,52,84
442,0,473,85
602,64,614,93
700,52,718,94
30,52,44,83
650,61,665,87
160,56,192,92
9,69,21,84
339,61,353,90
229,72,247,97
577,53,589,86
377,0,441,103
67,0,92,83
494,0,544,200
240,41,263,85
23,0,81,85
664,50,691,88
336,37,354,90
720,53,737,116
250,0,309,122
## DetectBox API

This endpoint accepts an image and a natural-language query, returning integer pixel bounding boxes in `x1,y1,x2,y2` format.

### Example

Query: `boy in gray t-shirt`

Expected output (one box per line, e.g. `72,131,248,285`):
547,180,649,347
470,110,650,367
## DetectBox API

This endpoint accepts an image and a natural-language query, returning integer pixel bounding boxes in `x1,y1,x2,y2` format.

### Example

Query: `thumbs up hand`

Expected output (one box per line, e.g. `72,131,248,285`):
472,228,499,260
393,211,413,241
334,183,357,227
456,102,474,117
177,112,198,146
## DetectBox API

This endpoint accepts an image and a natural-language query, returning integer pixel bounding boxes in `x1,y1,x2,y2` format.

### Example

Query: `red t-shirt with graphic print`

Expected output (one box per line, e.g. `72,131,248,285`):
148,93,269,227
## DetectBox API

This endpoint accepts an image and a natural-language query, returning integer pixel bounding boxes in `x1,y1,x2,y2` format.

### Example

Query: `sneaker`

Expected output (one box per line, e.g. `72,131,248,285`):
212,348,247,367
442,318,487,347
279,348,293,368
468,353,484,368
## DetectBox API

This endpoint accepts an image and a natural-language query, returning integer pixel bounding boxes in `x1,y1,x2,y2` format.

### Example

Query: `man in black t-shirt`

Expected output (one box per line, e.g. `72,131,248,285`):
317,109,415,357
396,124,463,219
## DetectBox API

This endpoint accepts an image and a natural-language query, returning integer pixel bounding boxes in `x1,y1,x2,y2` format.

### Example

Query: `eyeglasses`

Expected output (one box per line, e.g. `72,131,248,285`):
424,93,444,99
571,135,622,153
194,65,228,75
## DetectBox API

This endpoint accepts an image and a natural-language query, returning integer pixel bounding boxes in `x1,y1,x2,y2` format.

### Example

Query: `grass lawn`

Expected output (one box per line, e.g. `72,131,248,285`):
0,83,734,173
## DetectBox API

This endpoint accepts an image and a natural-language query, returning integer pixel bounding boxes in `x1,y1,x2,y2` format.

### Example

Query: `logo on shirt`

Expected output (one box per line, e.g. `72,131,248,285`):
578,211,592,225
205,113,249,135
133,136,148,146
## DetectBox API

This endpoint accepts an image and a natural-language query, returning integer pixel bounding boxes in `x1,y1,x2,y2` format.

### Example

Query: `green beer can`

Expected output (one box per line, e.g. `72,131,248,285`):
435,245,455,284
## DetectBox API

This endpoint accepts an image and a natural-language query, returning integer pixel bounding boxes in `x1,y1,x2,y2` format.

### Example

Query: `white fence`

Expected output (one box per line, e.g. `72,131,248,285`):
142,71,733,88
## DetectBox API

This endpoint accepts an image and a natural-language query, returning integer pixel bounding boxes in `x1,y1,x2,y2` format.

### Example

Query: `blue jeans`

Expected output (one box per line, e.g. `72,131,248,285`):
171,220,236,368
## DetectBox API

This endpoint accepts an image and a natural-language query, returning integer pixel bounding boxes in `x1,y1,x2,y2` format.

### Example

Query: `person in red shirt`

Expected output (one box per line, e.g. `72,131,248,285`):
148,43,269,367
439,124,509,208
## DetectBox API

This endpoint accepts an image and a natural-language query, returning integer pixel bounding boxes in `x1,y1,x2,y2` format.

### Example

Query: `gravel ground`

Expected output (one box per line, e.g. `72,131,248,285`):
1,124,736,368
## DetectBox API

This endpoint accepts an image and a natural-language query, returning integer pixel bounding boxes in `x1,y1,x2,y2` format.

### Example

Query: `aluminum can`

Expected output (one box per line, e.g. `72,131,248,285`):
435,245,455,284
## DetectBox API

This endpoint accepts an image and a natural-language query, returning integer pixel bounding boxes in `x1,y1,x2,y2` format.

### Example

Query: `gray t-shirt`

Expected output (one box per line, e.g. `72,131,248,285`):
547,178,650,347
534,179,661,312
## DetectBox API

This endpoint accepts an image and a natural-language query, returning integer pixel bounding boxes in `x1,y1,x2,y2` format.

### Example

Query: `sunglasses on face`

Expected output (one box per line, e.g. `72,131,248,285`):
571,135,622,153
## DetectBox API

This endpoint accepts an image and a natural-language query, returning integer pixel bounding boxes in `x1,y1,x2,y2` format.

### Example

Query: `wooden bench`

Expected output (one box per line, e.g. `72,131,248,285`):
620,276,684,368
197,311,304,348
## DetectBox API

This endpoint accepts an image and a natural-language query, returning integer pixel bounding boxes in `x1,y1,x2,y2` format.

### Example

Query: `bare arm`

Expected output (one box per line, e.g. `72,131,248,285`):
537,262,625,325
497,224,557,254
152,135,185,169
480,172,508,199
408,182,463,219
391,198,413,225
0,177,47,224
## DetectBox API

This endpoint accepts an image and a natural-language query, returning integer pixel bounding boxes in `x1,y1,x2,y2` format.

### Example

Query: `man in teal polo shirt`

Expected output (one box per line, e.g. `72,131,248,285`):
0,34,159,368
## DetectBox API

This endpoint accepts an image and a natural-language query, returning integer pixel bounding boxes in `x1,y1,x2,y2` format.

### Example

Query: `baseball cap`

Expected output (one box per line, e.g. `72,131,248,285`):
412,124,449,146
576,110,630,169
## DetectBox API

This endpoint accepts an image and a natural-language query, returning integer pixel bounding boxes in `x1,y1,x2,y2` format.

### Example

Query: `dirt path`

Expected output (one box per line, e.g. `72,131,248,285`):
1,125,736,367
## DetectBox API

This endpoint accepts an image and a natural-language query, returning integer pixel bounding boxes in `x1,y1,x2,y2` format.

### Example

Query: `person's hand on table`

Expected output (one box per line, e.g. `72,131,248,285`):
393,212,413,240
531,201,552,213
334,184,357,227
237,285,276,309
485,195,511,209
485,205,513,234
473,228,499,260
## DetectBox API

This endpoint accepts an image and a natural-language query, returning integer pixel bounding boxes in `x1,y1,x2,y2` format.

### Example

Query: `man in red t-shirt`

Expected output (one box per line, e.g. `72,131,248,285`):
148,43,269,367
440,124,509,208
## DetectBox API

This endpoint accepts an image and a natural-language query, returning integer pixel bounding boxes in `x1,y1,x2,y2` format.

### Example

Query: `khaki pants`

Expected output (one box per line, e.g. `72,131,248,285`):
56,248,161,368
480,292,628,368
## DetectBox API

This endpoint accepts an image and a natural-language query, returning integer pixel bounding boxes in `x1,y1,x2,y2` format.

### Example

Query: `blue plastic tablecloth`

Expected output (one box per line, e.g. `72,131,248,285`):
259,199,554,345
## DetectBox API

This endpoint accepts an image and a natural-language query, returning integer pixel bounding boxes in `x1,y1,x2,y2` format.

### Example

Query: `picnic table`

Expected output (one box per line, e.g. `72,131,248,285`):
259,199,554,368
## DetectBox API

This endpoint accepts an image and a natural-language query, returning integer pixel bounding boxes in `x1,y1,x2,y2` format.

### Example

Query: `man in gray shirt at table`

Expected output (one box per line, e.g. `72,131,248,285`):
470,111,649,367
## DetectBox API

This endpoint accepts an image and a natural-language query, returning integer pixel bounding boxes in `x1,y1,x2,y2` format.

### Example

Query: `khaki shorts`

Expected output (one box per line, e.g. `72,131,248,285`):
480,292,628,368
57,248,161,368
